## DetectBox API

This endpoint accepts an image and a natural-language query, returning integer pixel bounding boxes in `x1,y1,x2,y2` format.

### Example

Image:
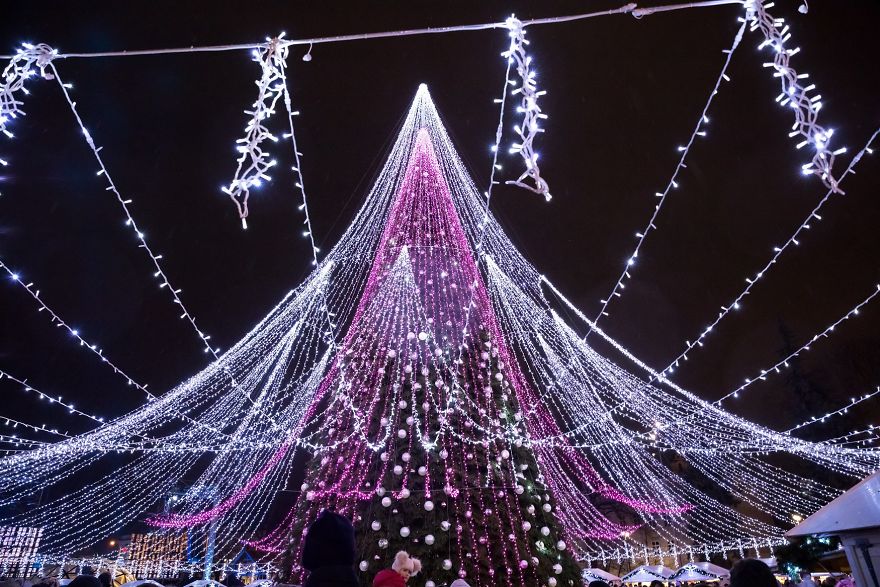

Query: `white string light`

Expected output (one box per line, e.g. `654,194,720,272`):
654,128,879,381
586,19,747,332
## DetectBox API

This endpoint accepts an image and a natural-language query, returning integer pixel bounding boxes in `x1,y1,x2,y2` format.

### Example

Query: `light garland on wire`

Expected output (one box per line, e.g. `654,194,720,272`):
786,386,880,434
746,0,844,192
222,34,288,229
719,282,880,404
654,128,879,382
0,368,105,424
586,19,747,332
502,17,551,200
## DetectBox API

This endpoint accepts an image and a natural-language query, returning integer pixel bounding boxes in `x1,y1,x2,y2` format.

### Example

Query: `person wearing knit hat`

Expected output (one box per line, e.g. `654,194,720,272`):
300,509,358,587
372,551,422,587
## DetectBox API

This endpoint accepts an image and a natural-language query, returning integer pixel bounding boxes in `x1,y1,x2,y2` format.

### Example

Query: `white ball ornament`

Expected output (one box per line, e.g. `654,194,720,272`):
422,401,430,411
441,520,451,531
377,486,386,497
548,578,557,587
501,449,510,459
426,582,436,587
401,452,411,462
541,526,550,536
300,483,309,492
527,505,535,515
400,526,410,538
418,332,428,341
418,466,427,476
424,500,434,511
439,449,449,459
522,521,531,531
400,487,411,499
387,349,397,359
543,503,552,512
406,416,414,425
553,563,562,574
305,491,315,501
380,417,389,426
393,465,403,476
371,521,381,531
359,561,369,572
398,429,407,439
557,540,567,551
515,485,524,495
425,534,435,545
407,332,416,340
531,557,539,566
381,497,392,508
380,452,389,462
442,560,452,570
398,400,407,409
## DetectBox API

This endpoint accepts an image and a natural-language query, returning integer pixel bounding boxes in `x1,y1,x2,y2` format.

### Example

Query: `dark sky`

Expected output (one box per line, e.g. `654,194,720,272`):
1,0,879,450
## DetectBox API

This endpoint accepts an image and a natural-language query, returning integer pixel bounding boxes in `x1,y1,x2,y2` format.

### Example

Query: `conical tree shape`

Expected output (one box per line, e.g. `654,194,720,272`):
279,129,585,586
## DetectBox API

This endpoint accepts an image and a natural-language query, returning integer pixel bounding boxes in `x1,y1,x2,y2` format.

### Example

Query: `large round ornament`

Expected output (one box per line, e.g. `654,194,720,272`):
424,500,434,511
371,521,381,532
400,526,410,538
541,526,550,536
425,534,435,545
381,497,392,508
359,561,368,572
442,560,452,570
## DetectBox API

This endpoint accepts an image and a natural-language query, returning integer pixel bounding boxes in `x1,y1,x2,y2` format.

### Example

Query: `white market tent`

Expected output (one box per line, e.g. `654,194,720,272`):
669,562,730,581
583,567,622,583
183,581,226,587
621,564,676,583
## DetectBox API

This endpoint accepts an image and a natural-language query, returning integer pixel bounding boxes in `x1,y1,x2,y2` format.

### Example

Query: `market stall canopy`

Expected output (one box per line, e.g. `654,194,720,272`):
183,581,225,587
119,581,164,587
670,562,730,581
787,470,880,537
621,564,676,583
583,567,622,583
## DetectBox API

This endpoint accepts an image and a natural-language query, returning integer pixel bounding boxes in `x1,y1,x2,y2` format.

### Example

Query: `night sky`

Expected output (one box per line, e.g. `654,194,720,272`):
2,0,879,464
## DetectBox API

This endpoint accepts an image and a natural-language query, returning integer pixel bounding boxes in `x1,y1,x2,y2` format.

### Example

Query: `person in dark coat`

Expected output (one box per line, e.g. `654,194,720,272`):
300,509,358,587
97,573,112,587
730,558,777,587
68,568,101,587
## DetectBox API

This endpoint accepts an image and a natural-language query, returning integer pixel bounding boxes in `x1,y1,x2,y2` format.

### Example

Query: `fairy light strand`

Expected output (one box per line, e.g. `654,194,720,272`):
586,18,747,333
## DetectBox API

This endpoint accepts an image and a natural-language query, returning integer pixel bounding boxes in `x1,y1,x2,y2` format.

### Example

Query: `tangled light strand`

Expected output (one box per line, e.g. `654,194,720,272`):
222,35,288,228
0,43,56,136
746,0,844,192
502,17,551,200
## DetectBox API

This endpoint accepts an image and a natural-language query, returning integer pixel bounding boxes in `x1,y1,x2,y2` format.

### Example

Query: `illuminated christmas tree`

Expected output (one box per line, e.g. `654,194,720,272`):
275,129,588,586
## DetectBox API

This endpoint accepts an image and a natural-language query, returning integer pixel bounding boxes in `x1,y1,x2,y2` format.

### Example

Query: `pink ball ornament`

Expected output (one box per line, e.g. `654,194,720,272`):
397,429,407,439
424,500,434,511
522,521,532,531
515,485,525,495
557,540,567,551
393,465,403,476
519,560,528,570
531,557,539,566
371,521,381,531
406,416,414,425
401,452,411,462
398,399,407,409
381,497,392,508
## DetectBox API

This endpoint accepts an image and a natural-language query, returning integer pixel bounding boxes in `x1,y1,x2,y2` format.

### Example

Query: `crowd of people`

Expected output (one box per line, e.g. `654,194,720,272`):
0,513,857,587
